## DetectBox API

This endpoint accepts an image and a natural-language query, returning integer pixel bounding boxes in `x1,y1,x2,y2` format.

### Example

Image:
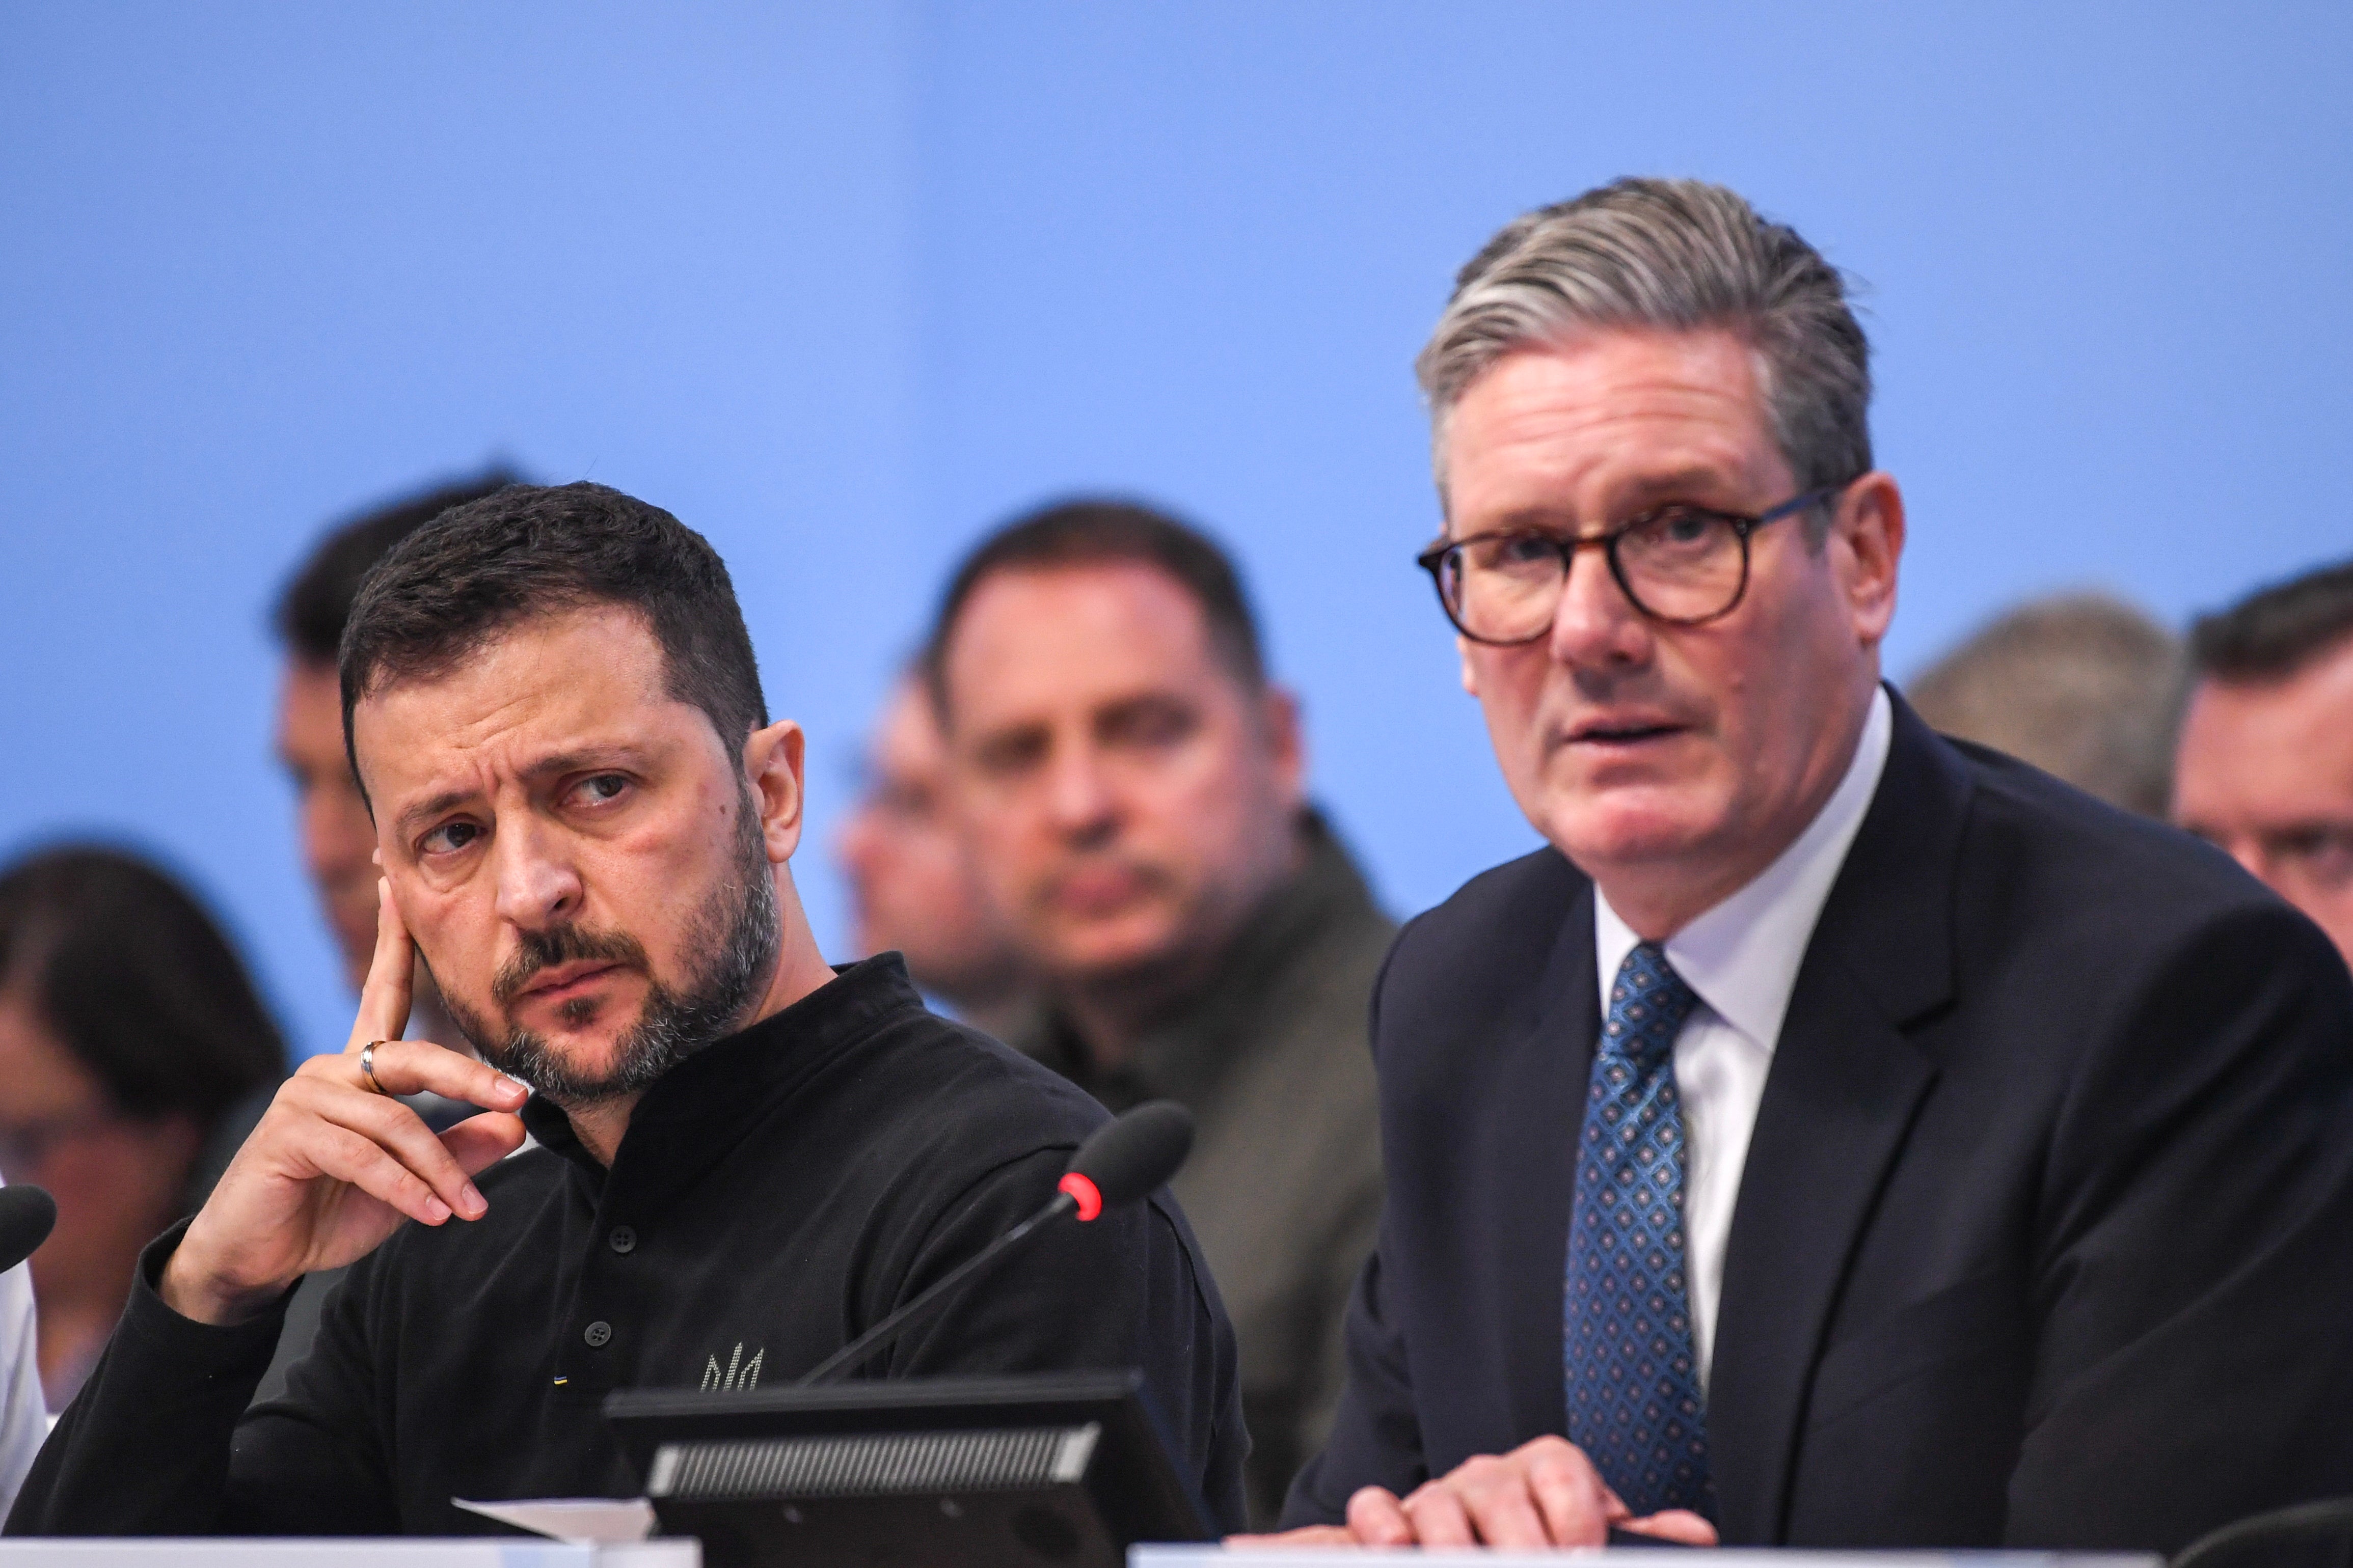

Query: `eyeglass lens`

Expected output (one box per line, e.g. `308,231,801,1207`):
1444,509,1747,639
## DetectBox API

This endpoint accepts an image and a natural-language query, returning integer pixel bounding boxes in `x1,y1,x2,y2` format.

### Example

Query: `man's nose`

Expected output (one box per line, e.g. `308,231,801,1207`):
1043,742,1118,842
491,816,584,928
1548,542,1654,671
2228,840,2282,893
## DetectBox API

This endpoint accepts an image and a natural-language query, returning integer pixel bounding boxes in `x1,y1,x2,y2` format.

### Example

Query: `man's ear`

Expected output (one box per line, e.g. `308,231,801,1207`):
1832,472,1905,648
1260,684,1307,809
743,720,807,864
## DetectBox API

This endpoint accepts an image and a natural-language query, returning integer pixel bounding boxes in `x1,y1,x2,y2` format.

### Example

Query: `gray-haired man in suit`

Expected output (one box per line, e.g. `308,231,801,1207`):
1264,178,2353,1556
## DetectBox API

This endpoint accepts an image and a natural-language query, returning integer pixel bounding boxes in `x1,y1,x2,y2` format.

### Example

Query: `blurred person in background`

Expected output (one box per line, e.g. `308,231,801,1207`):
835,670,1034,1039
2174,558,2353,968
927,499,1392,1526
273,469,524,1064
1905,592,2181,816
0,846,284,1409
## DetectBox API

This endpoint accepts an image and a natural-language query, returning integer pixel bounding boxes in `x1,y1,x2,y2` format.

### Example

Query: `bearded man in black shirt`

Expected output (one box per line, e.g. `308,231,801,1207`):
8,482,1249,1536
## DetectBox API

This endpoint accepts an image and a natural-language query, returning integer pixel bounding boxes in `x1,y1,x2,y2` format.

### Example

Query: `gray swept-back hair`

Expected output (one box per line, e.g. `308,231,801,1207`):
1418,178,1873,511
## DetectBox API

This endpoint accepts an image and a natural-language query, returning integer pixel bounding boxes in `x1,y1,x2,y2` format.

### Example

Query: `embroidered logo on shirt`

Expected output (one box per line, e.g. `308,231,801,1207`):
701,1341,765,1392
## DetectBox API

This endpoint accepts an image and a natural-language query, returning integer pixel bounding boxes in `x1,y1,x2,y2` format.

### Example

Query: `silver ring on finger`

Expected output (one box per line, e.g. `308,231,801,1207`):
360,1041,392,1096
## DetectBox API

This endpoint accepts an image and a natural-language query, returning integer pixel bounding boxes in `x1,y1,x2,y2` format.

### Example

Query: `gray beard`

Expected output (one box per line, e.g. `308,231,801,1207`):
439,790,781,1112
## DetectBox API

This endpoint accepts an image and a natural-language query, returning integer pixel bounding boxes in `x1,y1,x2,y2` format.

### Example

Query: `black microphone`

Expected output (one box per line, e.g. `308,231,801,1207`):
0,1187,57,1273
798,1100,1196,1386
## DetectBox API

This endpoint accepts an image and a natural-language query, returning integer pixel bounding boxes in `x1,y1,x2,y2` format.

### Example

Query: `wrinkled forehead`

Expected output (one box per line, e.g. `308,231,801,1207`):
943,563,1234,724
2182,658,2353,799
1442,331,1784,517
348,606,702,806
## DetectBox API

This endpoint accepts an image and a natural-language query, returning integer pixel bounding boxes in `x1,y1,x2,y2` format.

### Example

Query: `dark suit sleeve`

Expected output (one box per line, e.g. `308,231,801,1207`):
2009,901,2353,1550
7,1223,397,1536
1284,1150,1383,1505
1278,1229,1430,1526
1279,935,1431,1528
886,1147,1251,1535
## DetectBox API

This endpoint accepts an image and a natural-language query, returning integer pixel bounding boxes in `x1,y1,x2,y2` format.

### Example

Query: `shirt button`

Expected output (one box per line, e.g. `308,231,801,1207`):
583,1320,613,1349
608,1226,638,1255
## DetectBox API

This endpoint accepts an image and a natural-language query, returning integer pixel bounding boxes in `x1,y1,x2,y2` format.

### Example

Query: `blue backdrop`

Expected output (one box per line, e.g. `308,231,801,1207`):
6,2,2350,1058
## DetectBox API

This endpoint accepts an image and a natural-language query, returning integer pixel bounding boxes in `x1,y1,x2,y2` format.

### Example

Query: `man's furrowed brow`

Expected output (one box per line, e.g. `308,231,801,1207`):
1610,466,1732,512
396,788,478,841
1474,469,1729,536
519,744,656,784
391,745,663,837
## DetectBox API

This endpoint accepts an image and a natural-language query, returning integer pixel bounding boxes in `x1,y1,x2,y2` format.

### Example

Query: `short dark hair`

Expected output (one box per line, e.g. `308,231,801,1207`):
0,845,285,1125
274,469,528,664
922,499,1266,716
2190,558,2353,684
338,481,768,796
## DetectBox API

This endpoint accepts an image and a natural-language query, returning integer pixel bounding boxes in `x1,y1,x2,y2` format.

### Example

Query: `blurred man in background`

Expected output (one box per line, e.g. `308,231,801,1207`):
926,499,1391,1526
0,846,285,1409
273,469,523,1056
1906,592,2181,815
275,465,525,1029
2175,558,2353,967
835,671,1033,1039
256,471,526,1390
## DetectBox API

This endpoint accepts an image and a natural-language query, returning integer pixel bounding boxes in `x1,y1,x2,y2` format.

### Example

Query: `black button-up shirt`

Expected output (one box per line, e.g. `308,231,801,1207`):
9,957,1248,1536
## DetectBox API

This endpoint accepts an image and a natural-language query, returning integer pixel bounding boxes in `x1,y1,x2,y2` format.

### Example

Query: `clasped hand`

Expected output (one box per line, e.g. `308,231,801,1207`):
160,880,530,1326
1232,1435,1718,1550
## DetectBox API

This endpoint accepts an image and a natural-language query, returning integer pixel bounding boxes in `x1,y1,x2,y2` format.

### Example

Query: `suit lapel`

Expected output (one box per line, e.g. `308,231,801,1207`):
1707,694,1968,1543
1496,876,1599,1445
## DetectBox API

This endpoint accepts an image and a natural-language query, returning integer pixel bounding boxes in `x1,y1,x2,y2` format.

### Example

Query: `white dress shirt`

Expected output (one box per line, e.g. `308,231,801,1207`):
0,1176,49,1516
1593,686,1892,1390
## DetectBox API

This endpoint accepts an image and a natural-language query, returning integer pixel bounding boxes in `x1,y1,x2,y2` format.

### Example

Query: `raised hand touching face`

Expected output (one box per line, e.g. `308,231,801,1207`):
159,879,530,1326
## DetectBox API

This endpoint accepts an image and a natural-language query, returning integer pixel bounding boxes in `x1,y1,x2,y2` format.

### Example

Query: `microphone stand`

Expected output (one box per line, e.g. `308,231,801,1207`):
796,1190,1077,1386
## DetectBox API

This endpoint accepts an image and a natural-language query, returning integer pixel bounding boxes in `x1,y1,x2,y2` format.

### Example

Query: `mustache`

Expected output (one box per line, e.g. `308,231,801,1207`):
491,922,652,1008
1039,852,1177,898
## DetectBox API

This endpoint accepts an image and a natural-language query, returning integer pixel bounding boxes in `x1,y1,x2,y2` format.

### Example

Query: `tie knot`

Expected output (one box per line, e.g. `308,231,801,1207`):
1604,942,1697,1064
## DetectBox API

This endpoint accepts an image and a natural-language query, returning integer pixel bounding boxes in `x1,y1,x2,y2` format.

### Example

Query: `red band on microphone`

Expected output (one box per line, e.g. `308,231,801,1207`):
1058,1172,1103,1223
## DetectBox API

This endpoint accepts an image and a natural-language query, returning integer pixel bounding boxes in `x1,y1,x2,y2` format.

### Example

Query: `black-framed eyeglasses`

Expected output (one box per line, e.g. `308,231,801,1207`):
1416,484,1848,645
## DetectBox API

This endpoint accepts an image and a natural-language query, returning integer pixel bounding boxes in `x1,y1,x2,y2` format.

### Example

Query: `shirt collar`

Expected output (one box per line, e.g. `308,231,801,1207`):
1594,685,1893,1054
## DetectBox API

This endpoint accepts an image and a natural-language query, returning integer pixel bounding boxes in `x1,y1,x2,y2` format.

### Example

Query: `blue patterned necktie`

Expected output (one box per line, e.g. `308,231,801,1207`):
1564,941,1714,1519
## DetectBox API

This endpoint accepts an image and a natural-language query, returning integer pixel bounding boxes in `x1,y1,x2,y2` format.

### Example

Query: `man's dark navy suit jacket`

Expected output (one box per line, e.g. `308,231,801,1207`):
1284,695,2353,1553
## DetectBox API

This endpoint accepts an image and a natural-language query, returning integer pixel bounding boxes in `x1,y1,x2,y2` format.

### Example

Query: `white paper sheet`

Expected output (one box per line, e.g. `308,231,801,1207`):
452,1496,658,1544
